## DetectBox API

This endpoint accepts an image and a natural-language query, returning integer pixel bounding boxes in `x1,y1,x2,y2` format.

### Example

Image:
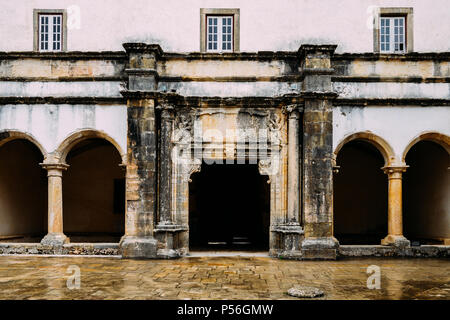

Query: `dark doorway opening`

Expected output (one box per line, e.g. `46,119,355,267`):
0,139,47,243
334,140,388,244
189,163,270,251
403,141,450,245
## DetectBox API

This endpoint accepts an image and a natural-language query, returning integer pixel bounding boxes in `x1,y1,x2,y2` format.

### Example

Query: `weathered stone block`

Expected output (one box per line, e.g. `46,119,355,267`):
119,236,158,258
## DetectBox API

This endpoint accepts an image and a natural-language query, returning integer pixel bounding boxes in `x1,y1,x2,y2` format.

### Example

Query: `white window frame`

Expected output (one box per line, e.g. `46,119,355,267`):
38,14,63,52
206,15,234,53
373,8,413,54
33,9,67,52
379,16,406,53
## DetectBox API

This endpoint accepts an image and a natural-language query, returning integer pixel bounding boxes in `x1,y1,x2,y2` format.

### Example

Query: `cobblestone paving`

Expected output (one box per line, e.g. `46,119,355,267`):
0,255,448,300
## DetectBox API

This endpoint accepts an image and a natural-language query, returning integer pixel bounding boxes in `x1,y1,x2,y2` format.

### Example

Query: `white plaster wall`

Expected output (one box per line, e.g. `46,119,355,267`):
0,0,449,53
333,106,450,162
0,104,127,156
0,81,122,97
334,82,450,100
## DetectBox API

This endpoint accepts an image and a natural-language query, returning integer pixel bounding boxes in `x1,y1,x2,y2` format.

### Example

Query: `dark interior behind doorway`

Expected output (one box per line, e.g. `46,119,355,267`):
189,163,270,251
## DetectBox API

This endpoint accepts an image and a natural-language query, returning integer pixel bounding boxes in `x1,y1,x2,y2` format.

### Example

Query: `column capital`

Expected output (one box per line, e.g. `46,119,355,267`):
382,165,408,176
157,103,175,119
40,162,69,176
282,104,301,118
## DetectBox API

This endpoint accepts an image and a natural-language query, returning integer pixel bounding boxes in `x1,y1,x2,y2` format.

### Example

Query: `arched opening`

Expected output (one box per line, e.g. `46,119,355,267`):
403,140,450,245
334,140,388,244
189,163,270,251
0,139,47,242
63,138,125,242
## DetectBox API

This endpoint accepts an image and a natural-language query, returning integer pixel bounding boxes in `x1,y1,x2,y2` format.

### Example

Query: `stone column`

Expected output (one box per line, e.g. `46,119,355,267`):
154,104,185,258
266,105,304,258
299,44,339,260
287,105,301,225
157,104,174,225
40,163,69,246
381,166,410,247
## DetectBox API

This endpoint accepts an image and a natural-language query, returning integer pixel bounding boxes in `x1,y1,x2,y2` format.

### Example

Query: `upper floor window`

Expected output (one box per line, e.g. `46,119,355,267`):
200,8,240,53
39,14,62,51
380,17,405,53
374,7,413,54
207,16,233,52
33,9,67,52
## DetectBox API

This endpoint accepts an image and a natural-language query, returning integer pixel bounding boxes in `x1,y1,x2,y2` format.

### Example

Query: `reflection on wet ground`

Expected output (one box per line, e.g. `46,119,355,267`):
0,255,448,300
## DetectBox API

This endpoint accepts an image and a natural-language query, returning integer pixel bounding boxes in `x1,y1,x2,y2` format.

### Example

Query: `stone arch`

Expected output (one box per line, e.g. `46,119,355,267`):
57,129,126,242
0,129,48,242
402,131,450,244
0,130,47,158
402,131,450,163
334,132,395,166
55,129,126,165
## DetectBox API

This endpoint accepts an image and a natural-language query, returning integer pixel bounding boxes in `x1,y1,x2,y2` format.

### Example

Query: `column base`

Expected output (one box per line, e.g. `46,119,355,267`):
119,236,158,259
154,224,187,259
381,235,410,248
270,223,304,259
269,249,303,260
300,237,339,260
157,248,182,259
40,233,69,246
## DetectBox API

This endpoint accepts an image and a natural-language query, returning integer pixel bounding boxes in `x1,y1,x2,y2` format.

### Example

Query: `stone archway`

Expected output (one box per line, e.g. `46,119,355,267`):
402,133,450,245
62,138,125,242
55,129,126,165
333,131,410,247
0,131,47,243
333,139,388,244
333,131,395,167
153,106,293,257
39,129,126,245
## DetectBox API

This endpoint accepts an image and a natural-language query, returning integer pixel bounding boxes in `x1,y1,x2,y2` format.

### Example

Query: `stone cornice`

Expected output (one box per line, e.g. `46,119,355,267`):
0,51,127,60
334,98,450,106
162,51,298,61
0,97,125,105
0,49,449,63
298,44,338,60
301,91,339,100
332,76,450,83
0,76,125,82
333,52,450,61
122,43,163,57
121,91,305,108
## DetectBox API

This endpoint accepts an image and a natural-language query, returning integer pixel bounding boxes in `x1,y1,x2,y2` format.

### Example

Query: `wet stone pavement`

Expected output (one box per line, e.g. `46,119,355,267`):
0,255,448,300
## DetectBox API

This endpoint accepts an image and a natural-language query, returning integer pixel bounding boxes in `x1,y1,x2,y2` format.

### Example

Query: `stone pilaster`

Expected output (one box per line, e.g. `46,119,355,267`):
270,105,304,258
123,43,162,91
119,97,159,258
299,44,339,259
119,44,164,258
154,103,184,258
40,163,69,246
381,166,410,248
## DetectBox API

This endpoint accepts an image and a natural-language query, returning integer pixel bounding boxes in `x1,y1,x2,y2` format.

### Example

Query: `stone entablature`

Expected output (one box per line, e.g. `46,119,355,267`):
1,49,449,89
